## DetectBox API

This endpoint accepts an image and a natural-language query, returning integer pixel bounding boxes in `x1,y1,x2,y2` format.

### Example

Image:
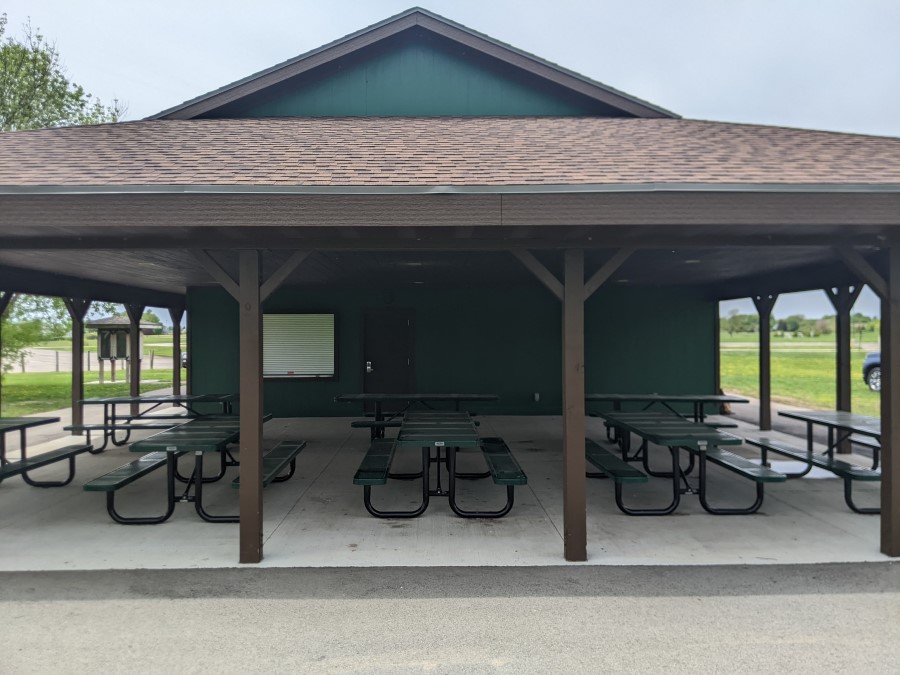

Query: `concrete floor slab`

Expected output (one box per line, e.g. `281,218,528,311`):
0,415,888,571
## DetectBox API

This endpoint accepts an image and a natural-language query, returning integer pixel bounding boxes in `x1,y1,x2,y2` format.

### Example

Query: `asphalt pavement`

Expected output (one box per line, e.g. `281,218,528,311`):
0,564,896,672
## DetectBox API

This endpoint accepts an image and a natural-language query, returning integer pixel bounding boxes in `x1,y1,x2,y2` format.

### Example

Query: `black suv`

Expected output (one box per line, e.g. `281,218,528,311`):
863,352,880,391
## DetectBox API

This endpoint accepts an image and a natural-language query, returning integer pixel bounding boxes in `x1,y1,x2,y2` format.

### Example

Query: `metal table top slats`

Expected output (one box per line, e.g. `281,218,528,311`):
777,410,880,437
335,393,499,403
0,417,60,432
130,419,241,453
600,411,742,448
80,393,237,405
585,393,750,404
396,411,481,448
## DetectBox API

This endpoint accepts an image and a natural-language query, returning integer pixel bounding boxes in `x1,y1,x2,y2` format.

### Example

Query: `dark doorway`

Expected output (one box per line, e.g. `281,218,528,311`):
363,309,415,411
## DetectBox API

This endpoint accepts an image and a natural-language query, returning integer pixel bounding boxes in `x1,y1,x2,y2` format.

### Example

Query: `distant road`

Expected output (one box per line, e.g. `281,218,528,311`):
7,348,174,373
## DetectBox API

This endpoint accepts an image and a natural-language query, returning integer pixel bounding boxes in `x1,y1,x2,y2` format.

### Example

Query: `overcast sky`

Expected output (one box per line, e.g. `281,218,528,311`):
6,0,898,319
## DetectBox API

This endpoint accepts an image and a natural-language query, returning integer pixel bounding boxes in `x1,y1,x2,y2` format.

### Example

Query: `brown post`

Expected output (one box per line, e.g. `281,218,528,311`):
0,292,15,411
63,299,91,435
826,286,863,453
169,308,184,395
752,294,777,431
713,309,721,393
562,249,587,562
882,246,900,556
125,304,145,416
239,251,264,564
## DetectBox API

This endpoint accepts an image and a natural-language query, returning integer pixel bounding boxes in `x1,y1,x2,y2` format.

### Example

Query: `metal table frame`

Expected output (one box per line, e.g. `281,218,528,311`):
79,393,237,450
599,411,750,515
0,417,60,466
335,393,499,439
777,409,880,475
362,410,513,519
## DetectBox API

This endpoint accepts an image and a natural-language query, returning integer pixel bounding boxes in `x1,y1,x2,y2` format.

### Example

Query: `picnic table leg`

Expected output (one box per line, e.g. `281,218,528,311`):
192,452,239,523
642,443,695,478
105,455,177,525
697,452,766,515
363,447,430,518
613,446,681,516
447,447,514,518
843,478,880,515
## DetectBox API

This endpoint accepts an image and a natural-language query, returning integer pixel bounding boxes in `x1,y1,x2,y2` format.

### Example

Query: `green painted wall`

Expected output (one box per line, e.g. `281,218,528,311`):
188,285,715,417
202,29,613,118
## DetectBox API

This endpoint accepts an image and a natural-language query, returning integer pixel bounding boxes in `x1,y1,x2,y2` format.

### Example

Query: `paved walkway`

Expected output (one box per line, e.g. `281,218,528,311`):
8,348,174,373
0,564,896,672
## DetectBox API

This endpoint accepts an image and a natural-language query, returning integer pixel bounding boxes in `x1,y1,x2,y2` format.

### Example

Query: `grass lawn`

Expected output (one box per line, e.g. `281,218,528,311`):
721,349,880,416
0,369,186,416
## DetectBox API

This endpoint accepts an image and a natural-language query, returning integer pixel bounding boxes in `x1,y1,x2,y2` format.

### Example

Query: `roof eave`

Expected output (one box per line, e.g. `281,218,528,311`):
1,183,899,196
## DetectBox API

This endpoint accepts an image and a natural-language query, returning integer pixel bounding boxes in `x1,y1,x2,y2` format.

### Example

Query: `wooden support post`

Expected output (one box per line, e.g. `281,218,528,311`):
562,249,587,562
239,251,264,564
63,299,91,435
826,286,863,453
752,294,777,431
169,308,184,395
881,245,900,557
714,309,721,394
0,292,15,411
125,304,144,416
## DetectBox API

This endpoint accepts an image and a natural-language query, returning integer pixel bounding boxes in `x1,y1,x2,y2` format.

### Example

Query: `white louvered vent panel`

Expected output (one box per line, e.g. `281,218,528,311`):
263,314,335,378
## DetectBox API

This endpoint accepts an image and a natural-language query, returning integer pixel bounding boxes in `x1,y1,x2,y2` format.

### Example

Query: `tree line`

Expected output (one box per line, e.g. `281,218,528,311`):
722,310,879,337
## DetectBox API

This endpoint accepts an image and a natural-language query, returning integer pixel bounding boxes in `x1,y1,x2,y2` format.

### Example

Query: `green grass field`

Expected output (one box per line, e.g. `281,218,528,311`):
720,348,879,416
0,369,186,417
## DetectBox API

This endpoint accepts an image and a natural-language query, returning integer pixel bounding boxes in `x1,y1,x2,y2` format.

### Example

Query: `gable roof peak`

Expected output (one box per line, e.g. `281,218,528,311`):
151,7,676,121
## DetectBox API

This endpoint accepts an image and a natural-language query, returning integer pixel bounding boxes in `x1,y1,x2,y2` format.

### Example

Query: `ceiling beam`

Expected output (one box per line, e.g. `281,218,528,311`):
511,249,563,301
260,250,310,302
836,246,888,299
193,250,240,301
584,247,635,300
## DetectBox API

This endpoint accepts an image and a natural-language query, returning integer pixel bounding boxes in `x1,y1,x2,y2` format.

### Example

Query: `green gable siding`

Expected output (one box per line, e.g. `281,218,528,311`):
188,285,714,417
201,29,618,118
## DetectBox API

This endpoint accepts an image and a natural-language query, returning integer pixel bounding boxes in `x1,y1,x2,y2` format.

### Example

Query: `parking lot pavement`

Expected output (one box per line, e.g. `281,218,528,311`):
0,564,897,673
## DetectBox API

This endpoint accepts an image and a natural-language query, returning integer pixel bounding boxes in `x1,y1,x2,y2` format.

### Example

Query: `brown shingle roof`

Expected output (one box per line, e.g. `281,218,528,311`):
1,117,898,187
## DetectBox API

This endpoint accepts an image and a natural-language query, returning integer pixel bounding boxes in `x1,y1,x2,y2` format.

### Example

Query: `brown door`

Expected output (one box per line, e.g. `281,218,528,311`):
363,309,415,411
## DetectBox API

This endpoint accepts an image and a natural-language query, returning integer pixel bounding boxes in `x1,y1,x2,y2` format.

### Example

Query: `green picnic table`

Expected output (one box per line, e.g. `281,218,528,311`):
354,410,527,519
598,411,784,515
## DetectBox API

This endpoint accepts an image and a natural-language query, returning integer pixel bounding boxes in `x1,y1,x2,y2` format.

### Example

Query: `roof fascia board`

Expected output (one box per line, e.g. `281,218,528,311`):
3,183,899,196
151,9,675,121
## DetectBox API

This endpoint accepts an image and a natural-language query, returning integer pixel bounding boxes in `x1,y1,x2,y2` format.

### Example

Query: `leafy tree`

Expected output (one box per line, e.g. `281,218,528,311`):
141,310,162,325
1,295,118,373
0,13,123,131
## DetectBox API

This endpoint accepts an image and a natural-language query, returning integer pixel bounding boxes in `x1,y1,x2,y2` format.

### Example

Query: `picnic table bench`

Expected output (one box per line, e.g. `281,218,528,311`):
0,439,94,488
83,414,296,524
598,411,785,515
746,437,880,514
0,417,94,488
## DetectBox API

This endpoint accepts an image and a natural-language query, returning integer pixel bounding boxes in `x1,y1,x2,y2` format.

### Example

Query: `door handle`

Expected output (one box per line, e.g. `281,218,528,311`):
366,360,373,374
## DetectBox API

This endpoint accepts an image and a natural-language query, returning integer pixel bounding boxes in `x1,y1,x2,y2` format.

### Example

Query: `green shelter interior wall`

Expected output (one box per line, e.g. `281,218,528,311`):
188,285,714,417
202,29,613,118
